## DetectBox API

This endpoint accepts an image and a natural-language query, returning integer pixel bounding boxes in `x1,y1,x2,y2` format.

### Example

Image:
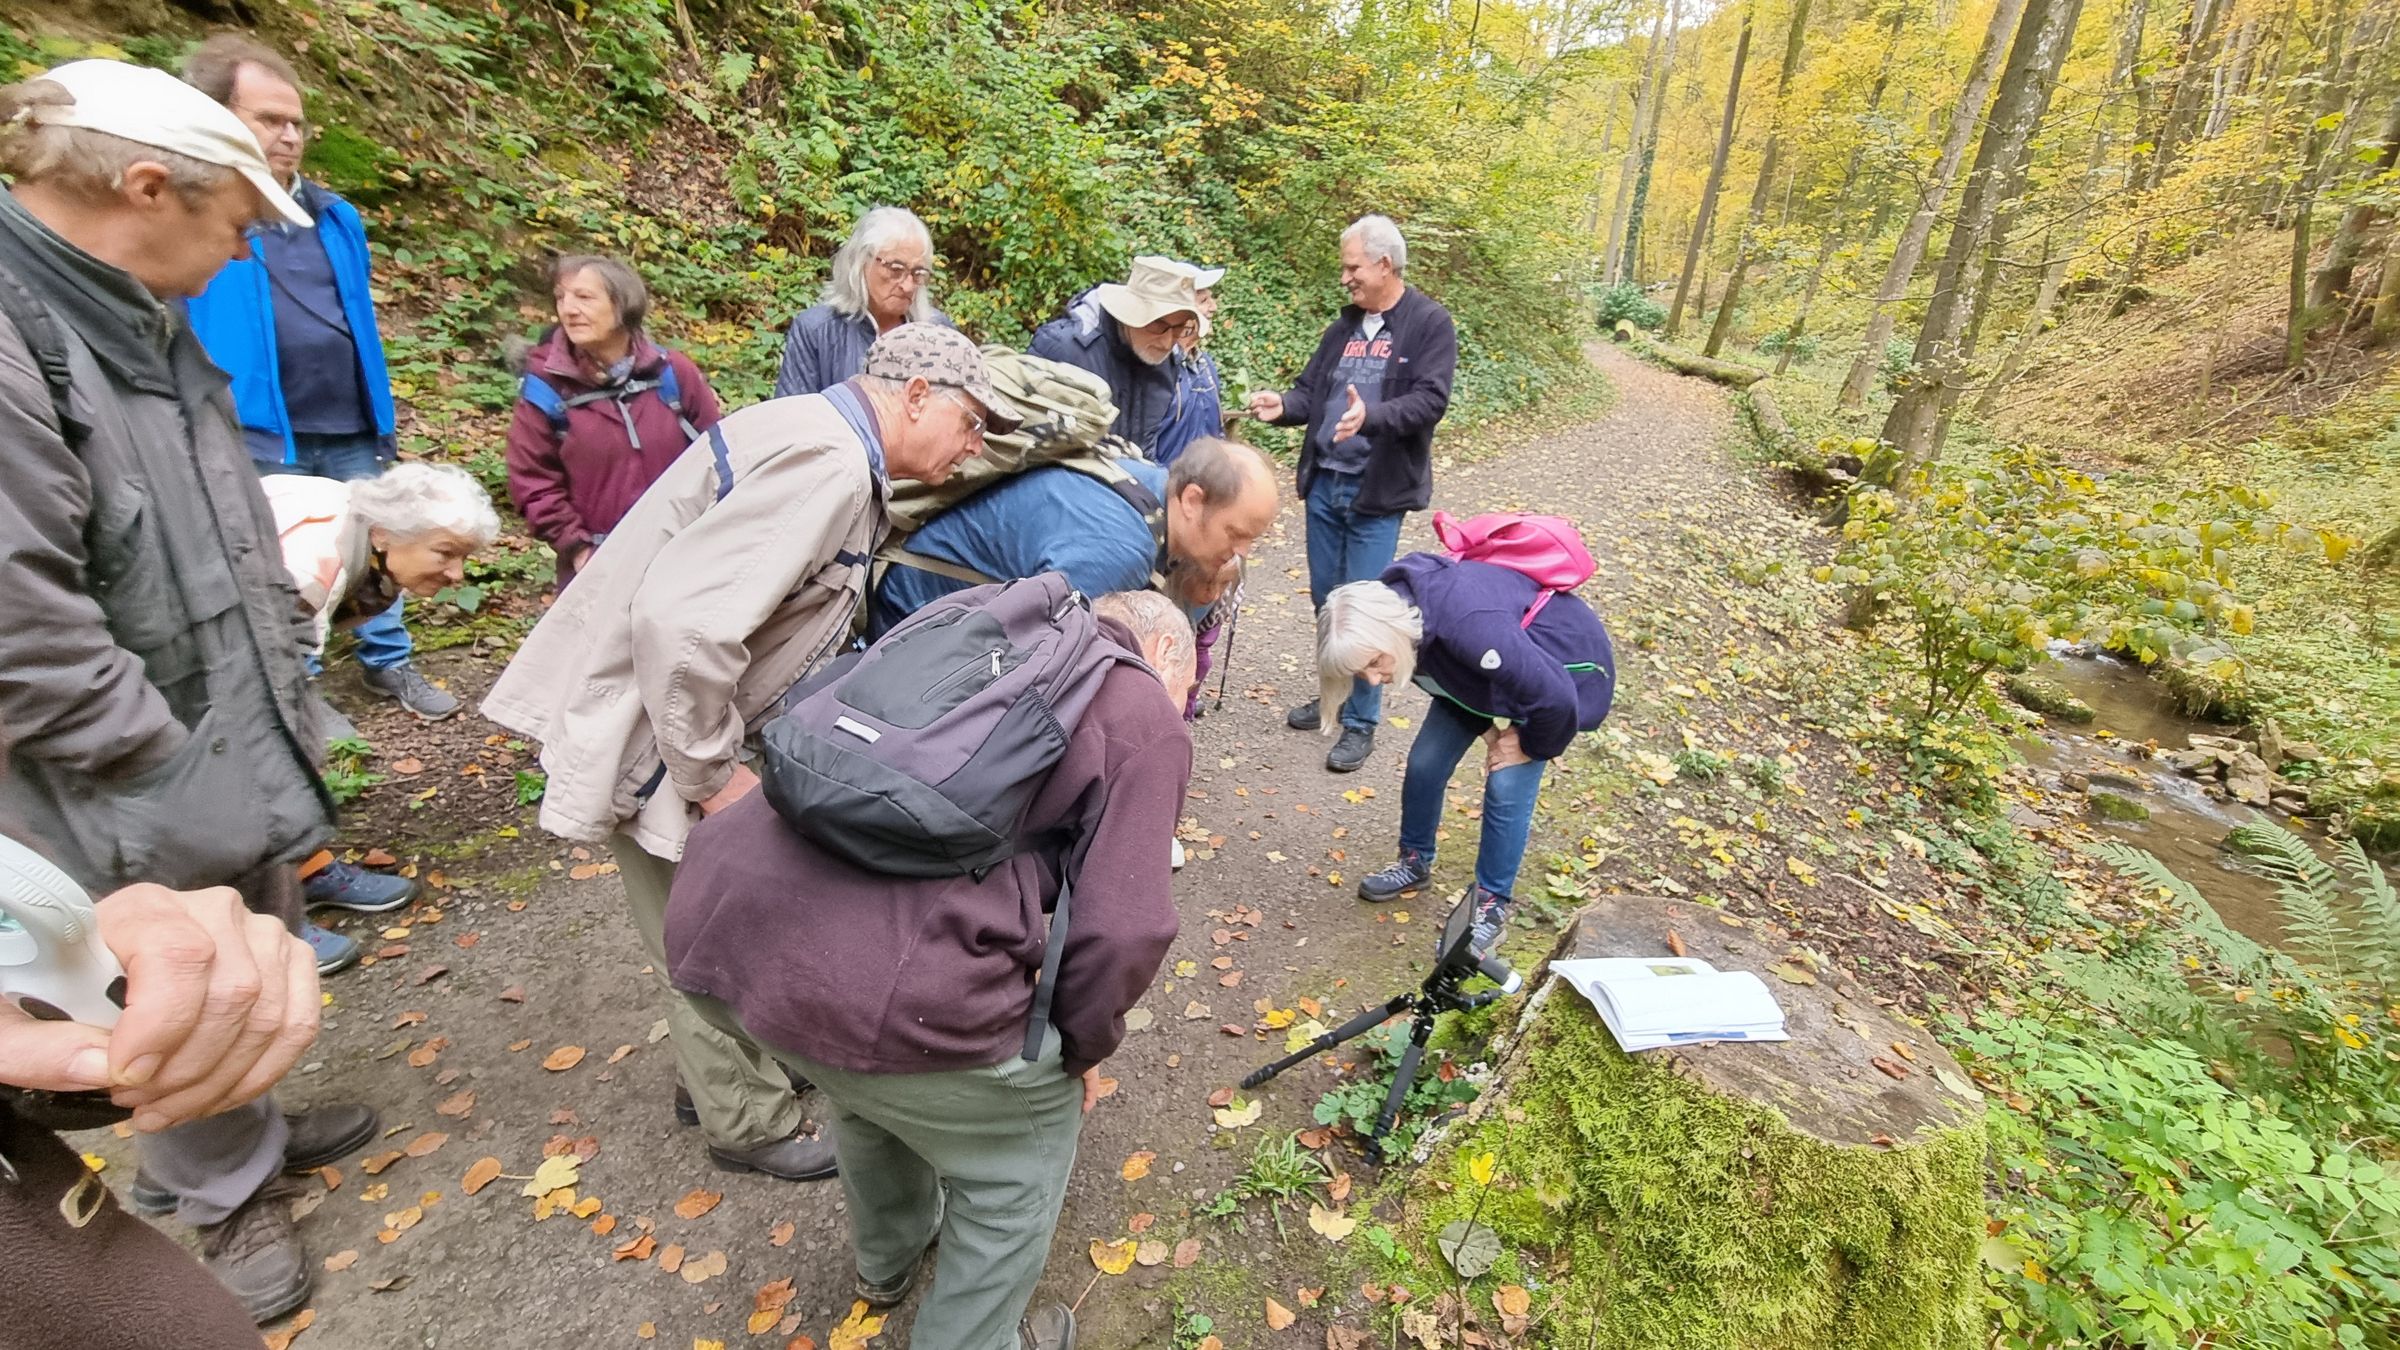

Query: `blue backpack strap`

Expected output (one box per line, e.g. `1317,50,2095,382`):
519,372,569,436
654,361,704,445
707,424,736,503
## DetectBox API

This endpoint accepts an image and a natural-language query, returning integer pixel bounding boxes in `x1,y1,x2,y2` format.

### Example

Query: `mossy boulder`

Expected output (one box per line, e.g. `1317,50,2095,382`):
2002,671,2095,723
1407,898,1986,1348
2088,790,2152,822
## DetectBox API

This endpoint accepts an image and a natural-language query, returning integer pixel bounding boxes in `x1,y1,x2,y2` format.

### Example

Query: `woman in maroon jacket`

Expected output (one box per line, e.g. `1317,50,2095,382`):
504,255,724,586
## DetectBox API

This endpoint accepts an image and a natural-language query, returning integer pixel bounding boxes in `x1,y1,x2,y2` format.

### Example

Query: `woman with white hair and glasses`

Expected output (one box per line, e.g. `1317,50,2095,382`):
1316,551,1616,953
773,206,952,397
261,462,502,970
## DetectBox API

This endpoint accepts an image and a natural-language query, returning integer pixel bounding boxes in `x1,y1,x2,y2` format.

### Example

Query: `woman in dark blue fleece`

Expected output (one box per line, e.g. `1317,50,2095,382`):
1316,551,1616,947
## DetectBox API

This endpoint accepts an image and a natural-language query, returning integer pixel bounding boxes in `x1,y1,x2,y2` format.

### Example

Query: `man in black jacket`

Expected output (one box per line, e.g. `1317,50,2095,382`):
1028,256,1203,459
1247,214,1457,772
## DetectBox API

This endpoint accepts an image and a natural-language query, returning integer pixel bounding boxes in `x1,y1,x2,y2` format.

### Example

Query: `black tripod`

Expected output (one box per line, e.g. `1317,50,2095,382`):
1241,897,1520,1161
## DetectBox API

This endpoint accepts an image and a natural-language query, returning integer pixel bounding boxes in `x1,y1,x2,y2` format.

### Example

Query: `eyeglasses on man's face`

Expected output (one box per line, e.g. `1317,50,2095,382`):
233,106,312,141
938,387,986,439
875,257,934,285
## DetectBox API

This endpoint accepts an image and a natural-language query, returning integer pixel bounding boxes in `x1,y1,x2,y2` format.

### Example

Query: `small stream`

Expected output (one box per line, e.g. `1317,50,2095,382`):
2015,652,2307,945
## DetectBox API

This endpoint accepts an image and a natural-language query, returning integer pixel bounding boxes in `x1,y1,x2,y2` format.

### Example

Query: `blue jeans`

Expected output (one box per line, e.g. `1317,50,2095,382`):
1305,469,1405,730
257,433,412,671
1397,696,1548,898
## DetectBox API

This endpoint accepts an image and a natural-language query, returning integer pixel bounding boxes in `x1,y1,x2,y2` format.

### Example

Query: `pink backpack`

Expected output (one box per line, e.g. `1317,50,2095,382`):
1430,510,1597,628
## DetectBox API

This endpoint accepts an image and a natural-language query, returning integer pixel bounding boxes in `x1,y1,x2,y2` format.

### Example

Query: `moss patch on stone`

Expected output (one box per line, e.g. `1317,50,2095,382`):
2088,790,2152,822
1406,999,1985,1348
2002,671,2095,723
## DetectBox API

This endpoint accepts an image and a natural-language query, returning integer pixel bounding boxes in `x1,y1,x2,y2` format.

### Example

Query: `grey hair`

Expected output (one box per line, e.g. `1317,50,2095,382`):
1342,214,1407,273
552,254,650,333
1167,437,1273,512
0,79,235,204
1094,590,1196,689
348,462,502,549
1317,580,1422,732
821,206,937,323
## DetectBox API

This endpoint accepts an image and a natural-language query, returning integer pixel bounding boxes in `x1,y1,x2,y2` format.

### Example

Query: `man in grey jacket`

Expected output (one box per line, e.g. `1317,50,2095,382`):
0,59,378,1322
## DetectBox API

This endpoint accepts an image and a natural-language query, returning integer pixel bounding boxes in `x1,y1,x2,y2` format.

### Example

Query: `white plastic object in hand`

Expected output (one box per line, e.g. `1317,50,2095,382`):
0,833,125,1028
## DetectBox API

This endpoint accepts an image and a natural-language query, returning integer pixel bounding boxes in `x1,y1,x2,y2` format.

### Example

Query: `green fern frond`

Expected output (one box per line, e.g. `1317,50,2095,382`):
2226,823,2350,980
2092,841,2278,990
2337,838,2400,997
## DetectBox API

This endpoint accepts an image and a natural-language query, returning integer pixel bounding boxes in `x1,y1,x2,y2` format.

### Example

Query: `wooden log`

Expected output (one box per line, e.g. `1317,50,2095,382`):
1612,318,1640,343
1745,378,1795,447
1411,895,1986,1348
1637,338,1769,387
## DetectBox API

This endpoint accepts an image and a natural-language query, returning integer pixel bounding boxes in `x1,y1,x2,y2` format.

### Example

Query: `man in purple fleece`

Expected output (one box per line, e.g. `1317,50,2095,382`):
1314,552,1617,952
663,591,1196,1350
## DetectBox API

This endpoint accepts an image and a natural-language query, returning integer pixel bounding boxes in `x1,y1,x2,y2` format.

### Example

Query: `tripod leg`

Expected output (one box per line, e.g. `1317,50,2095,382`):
1241,994,1412,1090
1368,1006,1439,1160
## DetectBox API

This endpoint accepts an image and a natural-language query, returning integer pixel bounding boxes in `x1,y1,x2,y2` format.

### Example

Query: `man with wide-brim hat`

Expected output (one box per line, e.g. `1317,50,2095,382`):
1029,255,1202,458
0,57,383,1323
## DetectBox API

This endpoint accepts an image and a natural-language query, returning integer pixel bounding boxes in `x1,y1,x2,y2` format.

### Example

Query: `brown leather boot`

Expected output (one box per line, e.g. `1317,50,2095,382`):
198,1178,312,1324
706,1119,839,1181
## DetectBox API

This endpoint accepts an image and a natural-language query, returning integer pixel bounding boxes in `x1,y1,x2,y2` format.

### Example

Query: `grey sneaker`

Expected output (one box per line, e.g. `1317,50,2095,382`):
360,662,460,720
1358,849,1433,903
199,1178,313,1324
1285,699,1322,732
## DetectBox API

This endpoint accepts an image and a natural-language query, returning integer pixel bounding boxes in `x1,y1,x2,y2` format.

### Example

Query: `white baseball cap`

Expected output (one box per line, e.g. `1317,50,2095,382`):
29,59,311,228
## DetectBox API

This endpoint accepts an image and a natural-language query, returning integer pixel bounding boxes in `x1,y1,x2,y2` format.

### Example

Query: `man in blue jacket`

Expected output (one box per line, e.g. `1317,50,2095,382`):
1249,215,1457,775
183,37,425,920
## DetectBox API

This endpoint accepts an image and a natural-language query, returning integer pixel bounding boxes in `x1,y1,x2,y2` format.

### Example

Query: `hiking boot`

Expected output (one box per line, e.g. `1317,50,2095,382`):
1358,850,1433,903
1467,886,1514,956
707,1121,839,1181
1285,699,1322,732
857,1254,925,1309
1020,1303,1077,1350
303,859,421,914
361,662,460,721
1326,725,1375,773
303,921,359,976
129,1104,383,1216
198,1178,313,1324
675,1065,814,1128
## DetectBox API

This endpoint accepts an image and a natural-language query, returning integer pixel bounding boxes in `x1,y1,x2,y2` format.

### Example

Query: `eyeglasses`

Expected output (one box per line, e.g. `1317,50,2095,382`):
874,257,935,285
231,106,312,140
939,387,986,439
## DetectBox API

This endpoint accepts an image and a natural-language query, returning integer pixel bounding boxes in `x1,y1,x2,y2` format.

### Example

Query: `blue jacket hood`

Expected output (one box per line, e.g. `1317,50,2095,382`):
1384,553,1615,760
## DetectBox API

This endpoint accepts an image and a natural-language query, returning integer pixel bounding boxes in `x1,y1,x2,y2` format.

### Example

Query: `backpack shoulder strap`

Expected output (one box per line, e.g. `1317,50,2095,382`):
654,361,703,444
518,372,569,436
0,269,83,447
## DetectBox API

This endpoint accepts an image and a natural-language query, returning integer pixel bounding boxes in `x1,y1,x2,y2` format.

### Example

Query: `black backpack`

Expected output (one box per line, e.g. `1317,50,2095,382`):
758,573,1151,1057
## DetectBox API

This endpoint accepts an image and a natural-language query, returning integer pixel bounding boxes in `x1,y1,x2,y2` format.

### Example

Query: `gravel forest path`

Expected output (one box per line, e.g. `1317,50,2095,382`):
92,346,1938,1350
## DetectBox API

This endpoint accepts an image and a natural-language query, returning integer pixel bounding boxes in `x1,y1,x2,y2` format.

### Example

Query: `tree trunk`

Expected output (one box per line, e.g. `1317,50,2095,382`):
1772,14,1906,376
1877,0,2087,473
1706,0,1815,358
1666,4,1755,341
1620,0,1683,285
1604,0,1677,284
2286,0,2353,367
1838,0,2030,409
2307,102,2400,311
2373,241,2400,345
2110,0,2233,312
2206,19,2253,138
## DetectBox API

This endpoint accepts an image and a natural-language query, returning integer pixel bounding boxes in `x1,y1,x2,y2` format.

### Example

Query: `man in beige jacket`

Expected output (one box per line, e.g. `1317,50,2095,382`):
484,325,1018,1179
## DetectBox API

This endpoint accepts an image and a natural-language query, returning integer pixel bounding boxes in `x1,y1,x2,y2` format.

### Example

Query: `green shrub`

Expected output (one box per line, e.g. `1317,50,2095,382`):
1821,448,2274,723
1596,281,1666,332
1756,329,1819,361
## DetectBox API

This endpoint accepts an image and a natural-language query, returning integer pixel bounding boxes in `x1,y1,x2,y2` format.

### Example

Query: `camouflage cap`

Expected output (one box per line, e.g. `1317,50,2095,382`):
863,323,1026,434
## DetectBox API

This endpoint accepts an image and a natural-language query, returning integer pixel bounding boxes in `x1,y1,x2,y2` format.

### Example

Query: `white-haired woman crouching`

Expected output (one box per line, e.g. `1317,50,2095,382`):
771,206,954,397
260,462,501,962
1317,551,1617,952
